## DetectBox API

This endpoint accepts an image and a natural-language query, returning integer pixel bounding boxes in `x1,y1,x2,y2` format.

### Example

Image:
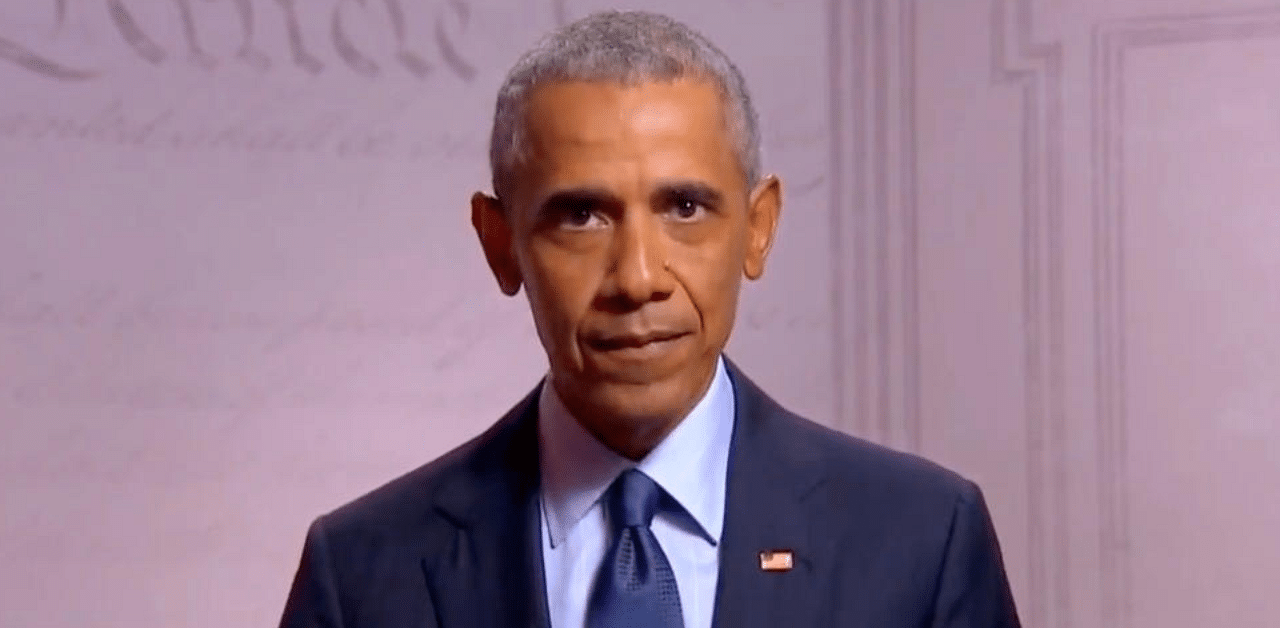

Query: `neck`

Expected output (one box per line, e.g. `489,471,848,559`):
585,414,683,462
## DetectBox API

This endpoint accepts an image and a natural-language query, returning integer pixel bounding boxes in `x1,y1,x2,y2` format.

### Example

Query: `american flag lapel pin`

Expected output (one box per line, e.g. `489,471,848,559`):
758,549,794,572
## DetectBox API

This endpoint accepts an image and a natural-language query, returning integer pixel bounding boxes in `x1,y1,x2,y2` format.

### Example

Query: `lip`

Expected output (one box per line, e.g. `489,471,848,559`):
582,331,693,376
586,330,689,351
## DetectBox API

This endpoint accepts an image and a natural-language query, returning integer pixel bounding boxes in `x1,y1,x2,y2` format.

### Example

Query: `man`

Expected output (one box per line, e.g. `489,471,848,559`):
280,10,1020,628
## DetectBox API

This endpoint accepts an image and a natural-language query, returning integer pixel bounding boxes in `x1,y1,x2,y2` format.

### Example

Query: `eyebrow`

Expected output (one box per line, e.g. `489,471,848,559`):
651,180,724,209
534,180,725,216
536,187,616,216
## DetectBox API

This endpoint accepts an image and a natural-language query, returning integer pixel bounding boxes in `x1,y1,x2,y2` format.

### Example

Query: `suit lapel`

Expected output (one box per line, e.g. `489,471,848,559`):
712,360,828,628
422,383,552,628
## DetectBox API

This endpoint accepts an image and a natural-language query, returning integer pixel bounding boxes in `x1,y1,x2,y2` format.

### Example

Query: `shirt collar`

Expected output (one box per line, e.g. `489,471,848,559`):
537,356,735,548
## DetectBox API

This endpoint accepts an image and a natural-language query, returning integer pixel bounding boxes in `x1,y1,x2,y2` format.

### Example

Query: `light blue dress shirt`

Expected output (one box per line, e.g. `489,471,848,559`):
537,355,735,628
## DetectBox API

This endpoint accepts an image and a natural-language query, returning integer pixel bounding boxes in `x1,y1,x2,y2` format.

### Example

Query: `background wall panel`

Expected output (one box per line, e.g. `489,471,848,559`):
3,1,1276,626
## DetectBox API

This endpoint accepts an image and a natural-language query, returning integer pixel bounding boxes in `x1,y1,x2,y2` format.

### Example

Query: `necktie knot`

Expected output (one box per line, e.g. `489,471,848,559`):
608,468,663,529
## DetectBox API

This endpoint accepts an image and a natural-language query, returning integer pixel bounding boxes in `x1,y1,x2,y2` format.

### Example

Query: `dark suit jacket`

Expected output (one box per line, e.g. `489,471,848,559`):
280,359,1020,627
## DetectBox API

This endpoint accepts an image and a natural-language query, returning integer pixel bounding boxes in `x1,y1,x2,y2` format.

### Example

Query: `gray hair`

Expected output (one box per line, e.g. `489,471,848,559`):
487,10,762,203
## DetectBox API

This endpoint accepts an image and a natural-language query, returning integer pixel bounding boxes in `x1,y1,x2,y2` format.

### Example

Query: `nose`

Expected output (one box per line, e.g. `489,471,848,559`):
601,213,674,309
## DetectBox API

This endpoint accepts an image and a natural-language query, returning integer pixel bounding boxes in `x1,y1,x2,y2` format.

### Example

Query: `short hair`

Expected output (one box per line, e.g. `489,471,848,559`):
487,10,762,203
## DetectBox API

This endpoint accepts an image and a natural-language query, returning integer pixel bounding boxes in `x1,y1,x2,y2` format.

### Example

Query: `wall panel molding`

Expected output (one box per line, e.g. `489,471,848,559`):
990,1,1069,627
834,2,1072,623
829,0,922,452
1091,7,1280,626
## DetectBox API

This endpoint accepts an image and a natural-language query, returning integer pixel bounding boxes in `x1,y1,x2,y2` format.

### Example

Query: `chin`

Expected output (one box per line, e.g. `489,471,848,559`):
550,366,691,428
587,379,692,424
551,345,719,421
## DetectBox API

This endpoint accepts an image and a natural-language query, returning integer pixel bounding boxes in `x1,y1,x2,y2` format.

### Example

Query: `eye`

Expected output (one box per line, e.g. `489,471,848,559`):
670,198,707,221
559,205,606,230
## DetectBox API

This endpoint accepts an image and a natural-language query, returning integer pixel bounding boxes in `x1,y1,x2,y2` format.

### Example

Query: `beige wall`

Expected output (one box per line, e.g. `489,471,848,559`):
1,1,1276,626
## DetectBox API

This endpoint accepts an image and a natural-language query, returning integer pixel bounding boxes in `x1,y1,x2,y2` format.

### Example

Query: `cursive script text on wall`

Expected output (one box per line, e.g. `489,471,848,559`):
0,0,481,81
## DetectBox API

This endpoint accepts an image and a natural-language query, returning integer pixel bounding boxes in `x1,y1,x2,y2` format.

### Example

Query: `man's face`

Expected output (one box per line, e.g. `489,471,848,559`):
472,78,781,456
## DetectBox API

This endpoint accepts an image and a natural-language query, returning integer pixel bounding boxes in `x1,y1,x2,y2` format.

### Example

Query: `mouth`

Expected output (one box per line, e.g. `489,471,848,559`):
580,330,694,380
586,331,689,352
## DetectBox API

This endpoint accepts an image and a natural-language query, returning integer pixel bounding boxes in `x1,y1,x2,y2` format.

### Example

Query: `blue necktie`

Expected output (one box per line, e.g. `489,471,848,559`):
586,469,685,628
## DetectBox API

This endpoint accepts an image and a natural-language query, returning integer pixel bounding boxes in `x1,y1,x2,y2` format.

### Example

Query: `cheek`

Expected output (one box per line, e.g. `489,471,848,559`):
706,269,744,335
522,243,600,339
679,239,746,332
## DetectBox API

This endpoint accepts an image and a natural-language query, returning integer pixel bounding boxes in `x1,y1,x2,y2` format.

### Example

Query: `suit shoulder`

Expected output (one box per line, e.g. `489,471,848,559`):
315,392,535,538
316,427,485,535
775,408,976,502
763,409,985,552
727,361,974,503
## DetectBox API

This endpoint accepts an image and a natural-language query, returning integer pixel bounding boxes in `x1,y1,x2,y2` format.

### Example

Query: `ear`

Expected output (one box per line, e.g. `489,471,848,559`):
471,192,523,296
742,174,782,280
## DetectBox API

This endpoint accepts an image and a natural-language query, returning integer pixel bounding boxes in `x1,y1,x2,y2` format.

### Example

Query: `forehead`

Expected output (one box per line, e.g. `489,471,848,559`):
523,77,727,138
516,78,739,188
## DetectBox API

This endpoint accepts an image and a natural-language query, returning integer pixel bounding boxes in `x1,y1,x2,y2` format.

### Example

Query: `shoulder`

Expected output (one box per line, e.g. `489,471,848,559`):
779,407,975,501
726,361,976,510
312,385,541,544
756,407,992,597
738,387,1018,621
749,395,981,539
